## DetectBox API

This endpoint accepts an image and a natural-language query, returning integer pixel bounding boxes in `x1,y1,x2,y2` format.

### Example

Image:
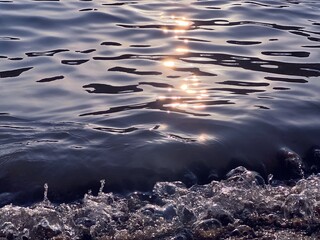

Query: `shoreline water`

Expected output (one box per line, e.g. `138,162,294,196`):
1,165,320,239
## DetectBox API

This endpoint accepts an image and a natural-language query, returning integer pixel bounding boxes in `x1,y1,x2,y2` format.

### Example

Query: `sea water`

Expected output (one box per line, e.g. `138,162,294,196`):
0,0,320,237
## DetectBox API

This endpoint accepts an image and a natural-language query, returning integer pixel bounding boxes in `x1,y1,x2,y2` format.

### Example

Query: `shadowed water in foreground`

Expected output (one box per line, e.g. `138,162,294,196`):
0,0,320,218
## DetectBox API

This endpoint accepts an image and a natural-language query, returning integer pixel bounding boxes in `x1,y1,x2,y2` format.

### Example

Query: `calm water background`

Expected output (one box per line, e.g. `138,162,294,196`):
0,0,320,204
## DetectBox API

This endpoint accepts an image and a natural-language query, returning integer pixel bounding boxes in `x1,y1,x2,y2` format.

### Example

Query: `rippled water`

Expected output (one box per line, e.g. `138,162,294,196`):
0,0,320,205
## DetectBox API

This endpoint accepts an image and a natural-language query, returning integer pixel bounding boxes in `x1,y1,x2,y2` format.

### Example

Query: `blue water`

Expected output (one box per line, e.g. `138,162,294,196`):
0,0,320,205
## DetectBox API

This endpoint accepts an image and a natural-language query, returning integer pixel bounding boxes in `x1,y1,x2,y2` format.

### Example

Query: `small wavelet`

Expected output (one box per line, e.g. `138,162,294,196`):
227,40,262,45
37,75,64,83
26,49,68,57
83,83,143,94
101,41,122,46
262,51,310,58
0,67,33,78
94,126,138,134
61,59,89,65
75,49,96,54
264,76,308,83
108,66,162,76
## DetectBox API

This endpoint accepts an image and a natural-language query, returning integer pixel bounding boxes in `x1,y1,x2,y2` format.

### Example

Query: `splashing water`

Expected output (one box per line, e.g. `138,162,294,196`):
0,168,319,239
43,183,49,204
99,179,106,196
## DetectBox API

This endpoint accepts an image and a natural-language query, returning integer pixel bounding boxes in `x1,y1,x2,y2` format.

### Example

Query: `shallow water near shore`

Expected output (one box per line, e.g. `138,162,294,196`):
1,0,320,206
1,169,320,239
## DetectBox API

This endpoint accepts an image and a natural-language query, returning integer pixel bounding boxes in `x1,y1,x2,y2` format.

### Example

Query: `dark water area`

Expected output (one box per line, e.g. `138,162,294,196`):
0,0,320,209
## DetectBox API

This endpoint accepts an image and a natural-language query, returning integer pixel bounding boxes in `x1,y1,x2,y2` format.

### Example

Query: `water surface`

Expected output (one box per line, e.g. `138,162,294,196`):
0,0,320,204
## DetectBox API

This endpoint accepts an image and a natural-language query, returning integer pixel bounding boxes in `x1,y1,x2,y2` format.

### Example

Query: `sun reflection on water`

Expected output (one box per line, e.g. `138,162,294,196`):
158,15,210,115
160,15,193,34
175,19,191,27
162,60,175,68
175,47,189,54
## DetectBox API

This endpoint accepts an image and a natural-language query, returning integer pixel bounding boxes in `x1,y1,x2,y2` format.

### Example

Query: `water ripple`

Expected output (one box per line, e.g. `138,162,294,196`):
0,0,320,205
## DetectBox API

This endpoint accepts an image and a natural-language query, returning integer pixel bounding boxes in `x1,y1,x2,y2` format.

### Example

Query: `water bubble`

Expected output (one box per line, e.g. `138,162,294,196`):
226,166,265,186
22,228,30,239
162,204,177,221
0,222,18,238
178,206,197,225
31,218,62,239
283,194,314,220
153,182,187,198
203,205,234,225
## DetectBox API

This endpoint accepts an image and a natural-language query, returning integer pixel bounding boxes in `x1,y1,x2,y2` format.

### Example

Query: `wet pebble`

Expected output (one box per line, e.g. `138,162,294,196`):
277,148,305,180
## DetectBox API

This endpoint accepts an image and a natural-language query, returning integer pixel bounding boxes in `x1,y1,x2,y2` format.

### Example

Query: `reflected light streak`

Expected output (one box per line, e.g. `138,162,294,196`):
200,90,209,97
165,103,189,109
162,27,169,33
184,76,199,82
158,96,167,100
175,47,189,54
198,134,208,142
193,105,205,109
161,15,191,34
169,103,180,108
163,60,175,68
157,14,208,114
175,19,191,27
149,124,168,131
180,84,188,90
174,29,186,34
158,96,182,100
186,89,196,94
179,103,188,109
